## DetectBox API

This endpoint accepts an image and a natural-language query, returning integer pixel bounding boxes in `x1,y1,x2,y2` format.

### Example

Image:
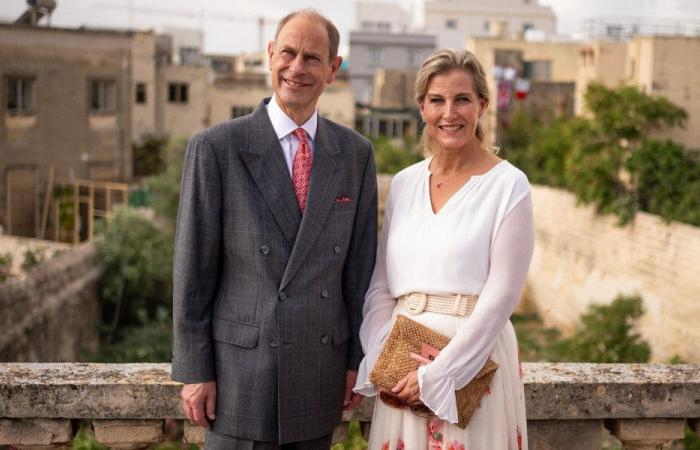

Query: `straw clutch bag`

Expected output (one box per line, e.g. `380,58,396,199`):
369,314,499,429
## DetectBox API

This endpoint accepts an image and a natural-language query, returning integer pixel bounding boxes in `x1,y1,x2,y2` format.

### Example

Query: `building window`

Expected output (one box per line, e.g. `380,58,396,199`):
446,19,457,29
368,47,383,67
523,60,552,81
484,21,490,32
135,83,147,104
90,79,116,113
409,50,423,67
523,23,534,33
168,83,189,104
211,59,232,73
6,76,36,114
377,22,391,32
231,105,254,118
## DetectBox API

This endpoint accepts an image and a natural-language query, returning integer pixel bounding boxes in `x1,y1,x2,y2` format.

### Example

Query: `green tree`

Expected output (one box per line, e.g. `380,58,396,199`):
95,207,173,347
548,295,651,363
145,138,187,224
373,136,423,175
503,83,699,226
132,134,169,177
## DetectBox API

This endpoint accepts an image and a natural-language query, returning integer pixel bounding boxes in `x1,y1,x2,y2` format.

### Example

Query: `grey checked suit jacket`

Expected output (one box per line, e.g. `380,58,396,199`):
171,99,377,444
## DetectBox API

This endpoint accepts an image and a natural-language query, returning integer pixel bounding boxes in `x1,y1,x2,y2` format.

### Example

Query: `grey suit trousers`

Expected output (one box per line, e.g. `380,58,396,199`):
205,429,332,450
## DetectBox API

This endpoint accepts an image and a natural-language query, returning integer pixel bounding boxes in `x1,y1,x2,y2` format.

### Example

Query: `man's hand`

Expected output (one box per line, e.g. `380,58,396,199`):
181,381,217,429
343,370,363,411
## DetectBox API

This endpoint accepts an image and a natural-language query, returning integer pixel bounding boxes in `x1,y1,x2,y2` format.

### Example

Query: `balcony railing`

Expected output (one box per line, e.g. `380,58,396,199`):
1,363,699,449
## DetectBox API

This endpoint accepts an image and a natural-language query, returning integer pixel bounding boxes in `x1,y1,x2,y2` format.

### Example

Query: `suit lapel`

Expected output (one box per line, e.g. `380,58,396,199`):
280,118,342,290
240,100,301,247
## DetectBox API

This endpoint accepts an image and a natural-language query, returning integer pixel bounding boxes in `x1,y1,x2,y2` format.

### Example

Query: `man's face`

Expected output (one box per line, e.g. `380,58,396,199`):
268,15,341,117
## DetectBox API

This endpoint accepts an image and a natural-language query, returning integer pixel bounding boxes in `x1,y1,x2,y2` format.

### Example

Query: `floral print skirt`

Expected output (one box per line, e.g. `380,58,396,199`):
367,315,527,450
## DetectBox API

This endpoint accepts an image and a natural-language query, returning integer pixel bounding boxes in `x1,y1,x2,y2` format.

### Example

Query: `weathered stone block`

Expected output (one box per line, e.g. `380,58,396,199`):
527,419,602,450
614,419,685,450
0,418,72,445
93,419,163,449
615,419,685,441
183,421,205,445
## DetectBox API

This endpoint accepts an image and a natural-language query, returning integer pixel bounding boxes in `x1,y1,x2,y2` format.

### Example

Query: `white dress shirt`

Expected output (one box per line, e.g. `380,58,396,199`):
265,95,317,175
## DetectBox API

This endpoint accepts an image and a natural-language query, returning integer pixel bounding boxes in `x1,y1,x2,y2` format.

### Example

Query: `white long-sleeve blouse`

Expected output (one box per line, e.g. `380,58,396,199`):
353,157,535,424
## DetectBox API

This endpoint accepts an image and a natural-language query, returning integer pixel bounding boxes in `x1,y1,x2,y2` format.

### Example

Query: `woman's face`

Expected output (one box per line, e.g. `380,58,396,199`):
419,69,487,153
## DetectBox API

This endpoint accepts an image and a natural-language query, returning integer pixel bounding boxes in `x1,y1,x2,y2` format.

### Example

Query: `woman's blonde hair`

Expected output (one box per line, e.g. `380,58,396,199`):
415,48,491,154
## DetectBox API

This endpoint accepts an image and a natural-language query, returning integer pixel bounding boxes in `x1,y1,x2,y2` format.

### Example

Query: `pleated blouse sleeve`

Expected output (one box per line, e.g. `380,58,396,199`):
416,190,535,423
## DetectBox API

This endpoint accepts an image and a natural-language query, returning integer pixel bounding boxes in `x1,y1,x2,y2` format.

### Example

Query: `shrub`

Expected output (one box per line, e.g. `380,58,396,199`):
132,134,168,177
373,136,423,175
21,248,46,271
145,138,187,224
0,253,12,283
95,207,173,346
503,83,700,226
548,295,651,363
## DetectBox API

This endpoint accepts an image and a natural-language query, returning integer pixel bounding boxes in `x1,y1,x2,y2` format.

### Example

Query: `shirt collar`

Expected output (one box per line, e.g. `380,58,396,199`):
266,94,318,142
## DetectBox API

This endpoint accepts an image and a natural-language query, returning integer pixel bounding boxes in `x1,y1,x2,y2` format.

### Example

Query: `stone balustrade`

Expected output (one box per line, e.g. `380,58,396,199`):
1,363,699,449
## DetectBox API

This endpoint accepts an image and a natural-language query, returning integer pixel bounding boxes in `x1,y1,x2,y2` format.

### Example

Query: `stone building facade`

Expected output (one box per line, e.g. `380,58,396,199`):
0,24,140,237
576,36,700,150
0,22,357,238
425,0,557,49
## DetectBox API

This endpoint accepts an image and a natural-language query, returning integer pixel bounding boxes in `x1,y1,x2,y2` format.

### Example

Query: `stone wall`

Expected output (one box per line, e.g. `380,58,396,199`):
2,362,699,449
0,241,101,361
528,185,700,363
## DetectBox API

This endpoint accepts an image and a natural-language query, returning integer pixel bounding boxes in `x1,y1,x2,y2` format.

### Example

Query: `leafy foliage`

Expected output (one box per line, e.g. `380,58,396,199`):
503,83,700,226
0,252,12,283
145,138,187,223
94,207,173,349
547,295,651,363
684,426,700,450
21,248,47,271
132,134,169,177
372,136,424,175
332,421,368,450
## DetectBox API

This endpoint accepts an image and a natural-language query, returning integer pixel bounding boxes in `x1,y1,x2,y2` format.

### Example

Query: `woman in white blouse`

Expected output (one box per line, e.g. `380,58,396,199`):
354,48,534,449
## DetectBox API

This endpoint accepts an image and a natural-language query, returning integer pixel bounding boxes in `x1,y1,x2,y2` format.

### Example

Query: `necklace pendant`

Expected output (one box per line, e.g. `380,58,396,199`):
436,181,443,188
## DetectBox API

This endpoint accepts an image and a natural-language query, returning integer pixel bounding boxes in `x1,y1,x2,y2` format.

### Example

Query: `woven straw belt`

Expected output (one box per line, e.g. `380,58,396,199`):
397,292,479,316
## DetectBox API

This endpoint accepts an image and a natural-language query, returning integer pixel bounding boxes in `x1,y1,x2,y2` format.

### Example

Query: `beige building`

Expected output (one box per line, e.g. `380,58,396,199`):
0,18,357,239
466,36,581,145
425,0,557,49
0,24,143,237
577,36,700,149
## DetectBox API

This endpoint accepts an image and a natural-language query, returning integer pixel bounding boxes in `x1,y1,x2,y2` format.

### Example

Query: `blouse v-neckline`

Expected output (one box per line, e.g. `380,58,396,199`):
424,158,507,216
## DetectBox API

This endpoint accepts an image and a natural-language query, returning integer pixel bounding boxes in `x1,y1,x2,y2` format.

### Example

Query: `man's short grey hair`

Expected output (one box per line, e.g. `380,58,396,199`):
274,9,340,62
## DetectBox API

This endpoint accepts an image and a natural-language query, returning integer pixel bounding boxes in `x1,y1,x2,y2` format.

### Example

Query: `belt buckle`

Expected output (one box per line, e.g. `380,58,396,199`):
406,293,427,315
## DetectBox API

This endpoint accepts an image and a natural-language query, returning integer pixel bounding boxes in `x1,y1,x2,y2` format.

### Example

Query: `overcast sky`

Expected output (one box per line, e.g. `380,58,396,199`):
2,0,700,56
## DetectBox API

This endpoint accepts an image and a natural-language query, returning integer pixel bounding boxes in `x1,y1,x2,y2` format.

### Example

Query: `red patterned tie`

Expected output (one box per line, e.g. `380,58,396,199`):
292,128,313,213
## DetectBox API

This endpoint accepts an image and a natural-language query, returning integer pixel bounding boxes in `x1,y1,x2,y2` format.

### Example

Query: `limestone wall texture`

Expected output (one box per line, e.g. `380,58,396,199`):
0,241,101,361
528,185,700,363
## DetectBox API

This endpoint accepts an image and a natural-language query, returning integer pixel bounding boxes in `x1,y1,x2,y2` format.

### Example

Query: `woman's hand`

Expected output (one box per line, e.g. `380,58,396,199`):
391,370,421,405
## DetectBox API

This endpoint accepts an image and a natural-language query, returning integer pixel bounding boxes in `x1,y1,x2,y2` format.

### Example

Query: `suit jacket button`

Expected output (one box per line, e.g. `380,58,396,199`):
278,292,287,301
269,339,278,348
321,335,329,345
333,245,341,254
321,289,329,298
260,245,270,255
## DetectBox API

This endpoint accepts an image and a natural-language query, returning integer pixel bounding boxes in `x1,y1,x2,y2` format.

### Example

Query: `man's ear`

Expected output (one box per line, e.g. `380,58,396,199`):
326,56,343,84
267,40,275,70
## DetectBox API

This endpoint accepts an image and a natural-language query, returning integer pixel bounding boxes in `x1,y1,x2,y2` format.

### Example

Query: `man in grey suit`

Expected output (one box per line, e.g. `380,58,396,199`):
171,9,377,449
